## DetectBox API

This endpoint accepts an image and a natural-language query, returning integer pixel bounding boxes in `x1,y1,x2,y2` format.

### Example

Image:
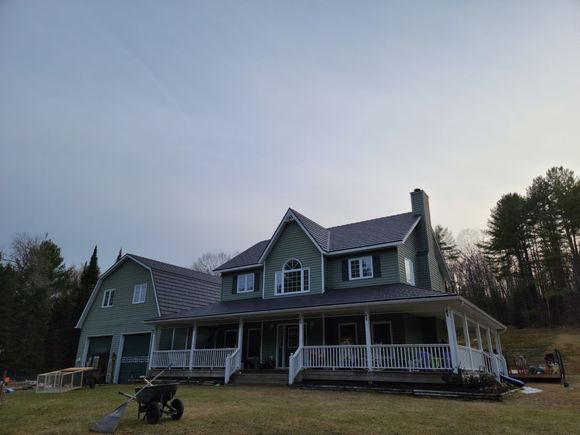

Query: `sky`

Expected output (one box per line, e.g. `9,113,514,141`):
1,0,579,271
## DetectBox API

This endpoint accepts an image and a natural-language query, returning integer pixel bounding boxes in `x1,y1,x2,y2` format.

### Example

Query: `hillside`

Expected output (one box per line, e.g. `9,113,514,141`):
501,327,580,375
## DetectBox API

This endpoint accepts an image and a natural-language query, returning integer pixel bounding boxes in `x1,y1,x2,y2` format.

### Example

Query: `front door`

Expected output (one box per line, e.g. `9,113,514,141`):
277,324,298,368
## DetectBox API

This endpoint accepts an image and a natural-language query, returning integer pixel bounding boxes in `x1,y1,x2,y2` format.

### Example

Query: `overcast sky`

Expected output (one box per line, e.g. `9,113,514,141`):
1,0,579,271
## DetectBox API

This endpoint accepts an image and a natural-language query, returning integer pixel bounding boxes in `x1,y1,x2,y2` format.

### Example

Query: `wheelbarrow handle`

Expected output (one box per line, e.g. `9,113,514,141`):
118,391,134,400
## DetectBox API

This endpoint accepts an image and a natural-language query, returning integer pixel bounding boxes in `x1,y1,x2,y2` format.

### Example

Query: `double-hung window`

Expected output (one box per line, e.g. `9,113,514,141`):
405,258,416,286
102,289,115,307
132,283,147,304
275,259,310,295
236,273,255,293
348,256,374,280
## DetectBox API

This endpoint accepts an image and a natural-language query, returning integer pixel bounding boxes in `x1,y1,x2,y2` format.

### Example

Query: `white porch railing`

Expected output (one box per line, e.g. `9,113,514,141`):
371,344,453,370
151,350,190,368
224,348,242,384
303,345,368,369
190,348,236,368
288,346,304,385
457,345,505,379
151,348,237,369
289,344,454,384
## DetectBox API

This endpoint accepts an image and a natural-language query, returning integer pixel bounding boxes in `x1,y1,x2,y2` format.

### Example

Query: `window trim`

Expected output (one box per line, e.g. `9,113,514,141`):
132,283,147,304
236,273,255,294
405,257,416,286
348,256,374,280
275,258,310,295
101,289,115,308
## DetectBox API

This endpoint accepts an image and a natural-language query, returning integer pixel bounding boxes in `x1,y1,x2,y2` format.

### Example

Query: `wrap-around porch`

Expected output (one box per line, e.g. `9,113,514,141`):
149,301,508,385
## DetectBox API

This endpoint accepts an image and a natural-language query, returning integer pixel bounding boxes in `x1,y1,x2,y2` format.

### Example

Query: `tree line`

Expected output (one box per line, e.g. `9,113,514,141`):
0,237,101,378
437,166,580,327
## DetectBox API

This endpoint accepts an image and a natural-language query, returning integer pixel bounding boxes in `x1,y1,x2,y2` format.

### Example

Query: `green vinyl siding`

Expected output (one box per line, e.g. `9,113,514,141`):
75,259,157,382
221,269,263,301
263,221,322,298
325,248,399,290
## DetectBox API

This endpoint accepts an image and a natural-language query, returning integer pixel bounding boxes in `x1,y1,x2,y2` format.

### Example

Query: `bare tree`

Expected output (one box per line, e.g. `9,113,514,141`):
191,252,233,275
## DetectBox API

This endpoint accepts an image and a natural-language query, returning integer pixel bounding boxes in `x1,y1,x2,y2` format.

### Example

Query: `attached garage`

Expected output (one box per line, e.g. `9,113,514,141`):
86,336,113,383
118,333,151,384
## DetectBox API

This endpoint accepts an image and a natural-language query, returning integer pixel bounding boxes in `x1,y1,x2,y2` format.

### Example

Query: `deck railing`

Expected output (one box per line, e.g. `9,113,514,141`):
151,350,190,368
288,346,304,385
224,348,242,384
303,345,368,369
370,344,452,370
151,348,237,369
190,348,236,368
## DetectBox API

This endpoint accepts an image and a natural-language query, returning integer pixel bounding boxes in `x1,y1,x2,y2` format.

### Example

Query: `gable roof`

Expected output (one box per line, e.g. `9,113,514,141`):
215,209,420,272
214,240,269,272
75,254,221,328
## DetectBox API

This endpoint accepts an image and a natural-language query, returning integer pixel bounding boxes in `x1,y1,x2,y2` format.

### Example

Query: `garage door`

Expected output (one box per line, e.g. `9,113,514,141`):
118,333,151,384
87,336,112,383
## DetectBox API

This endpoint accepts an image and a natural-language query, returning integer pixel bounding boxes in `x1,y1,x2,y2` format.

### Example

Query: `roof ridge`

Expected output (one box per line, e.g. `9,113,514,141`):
327,211,414,230
128,253,219,281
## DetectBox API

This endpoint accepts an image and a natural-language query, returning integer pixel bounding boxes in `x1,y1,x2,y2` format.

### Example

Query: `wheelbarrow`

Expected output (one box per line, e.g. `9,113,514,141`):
120,383,184,424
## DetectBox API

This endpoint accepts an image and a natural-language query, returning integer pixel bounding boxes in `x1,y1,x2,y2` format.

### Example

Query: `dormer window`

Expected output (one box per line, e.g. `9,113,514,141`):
236,273,255,293
275,259,310,295
348,256,374,280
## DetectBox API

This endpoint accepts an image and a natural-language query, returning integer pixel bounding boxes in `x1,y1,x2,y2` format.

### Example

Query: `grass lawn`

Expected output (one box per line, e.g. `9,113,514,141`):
1,379,579,435
2,327,579,435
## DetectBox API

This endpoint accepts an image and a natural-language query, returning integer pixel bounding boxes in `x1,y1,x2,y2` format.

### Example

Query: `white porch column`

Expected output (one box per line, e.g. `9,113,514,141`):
189,322,197,370
298,313,304,348
486,328,494,354
494,332,503,356
475,323,483,351
462,315,474,370
238,318,244,350
148,327,157,372
486,328,499,380
322,313,326,346
364,310,373,372
444,308,459,373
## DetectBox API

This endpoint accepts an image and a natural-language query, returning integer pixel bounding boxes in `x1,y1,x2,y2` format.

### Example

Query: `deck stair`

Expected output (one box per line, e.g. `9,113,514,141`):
230,370,289,386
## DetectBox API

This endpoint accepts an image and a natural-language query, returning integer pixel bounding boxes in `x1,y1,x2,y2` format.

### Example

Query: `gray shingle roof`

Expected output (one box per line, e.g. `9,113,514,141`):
215,210,420,271
213,240,269,272
328,212,419,251
149,284,455,322
128,254,221,315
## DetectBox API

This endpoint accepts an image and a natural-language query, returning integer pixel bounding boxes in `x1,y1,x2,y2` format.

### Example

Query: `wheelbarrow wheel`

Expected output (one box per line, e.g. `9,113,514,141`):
171,398,184,420
146,402,162,424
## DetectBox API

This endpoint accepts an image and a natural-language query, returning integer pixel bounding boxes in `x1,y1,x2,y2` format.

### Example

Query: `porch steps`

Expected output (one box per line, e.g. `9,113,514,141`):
230,371,289,386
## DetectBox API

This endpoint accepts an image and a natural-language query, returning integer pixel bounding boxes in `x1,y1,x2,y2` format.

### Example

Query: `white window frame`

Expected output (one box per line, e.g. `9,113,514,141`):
132,283,147,304
102,289,115,308
348,256,374,280
405,257,416,286
236,273,255,293
275,258,310,295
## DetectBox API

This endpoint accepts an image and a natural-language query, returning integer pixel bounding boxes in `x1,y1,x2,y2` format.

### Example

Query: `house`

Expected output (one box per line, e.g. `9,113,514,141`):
146,189,508,386
74,254,221,384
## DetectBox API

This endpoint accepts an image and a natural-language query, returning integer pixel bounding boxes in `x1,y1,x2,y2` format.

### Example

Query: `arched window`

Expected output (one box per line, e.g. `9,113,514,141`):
275,259,310,295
